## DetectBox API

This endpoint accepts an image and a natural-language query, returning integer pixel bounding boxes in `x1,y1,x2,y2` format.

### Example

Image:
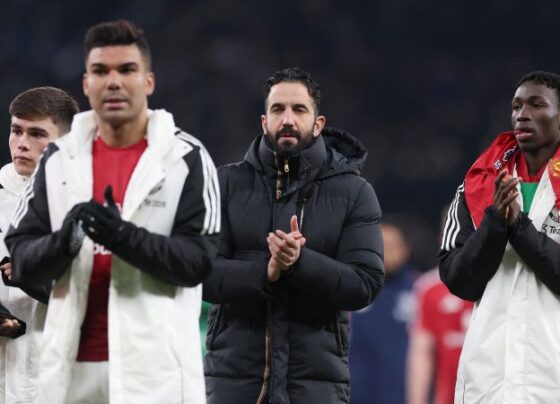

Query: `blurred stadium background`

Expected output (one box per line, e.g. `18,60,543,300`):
0,0,557,269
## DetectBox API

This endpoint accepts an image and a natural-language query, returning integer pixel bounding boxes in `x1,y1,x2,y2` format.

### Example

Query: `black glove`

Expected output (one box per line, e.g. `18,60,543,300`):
56,202,88,256
0,302,26,339
79,185,130,249
0,256,11,286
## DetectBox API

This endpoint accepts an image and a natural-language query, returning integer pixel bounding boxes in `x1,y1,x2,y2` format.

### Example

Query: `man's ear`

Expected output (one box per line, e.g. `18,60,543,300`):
82,73,89,97
313,115,326,137
145,72,155,96
261,114,267,134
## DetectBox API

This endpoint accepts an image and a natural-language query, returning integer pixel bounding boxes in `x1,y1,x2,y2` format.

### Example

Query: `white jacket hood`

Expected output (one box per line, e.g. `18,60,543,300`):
0,163,29,197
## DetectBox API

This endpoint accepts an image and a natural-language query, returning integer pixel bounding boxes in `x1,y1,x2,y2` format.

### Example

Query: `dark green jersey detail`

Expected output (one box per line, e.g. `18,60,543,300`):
520,182,539,213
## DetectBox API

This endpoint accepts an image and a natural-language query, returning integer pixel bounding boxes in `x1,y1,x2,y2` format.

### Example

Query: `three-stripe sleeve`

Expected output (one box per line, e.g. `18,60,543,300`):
438,183,509,301
441,182,465,251
175,132,220,235
107,133,220,287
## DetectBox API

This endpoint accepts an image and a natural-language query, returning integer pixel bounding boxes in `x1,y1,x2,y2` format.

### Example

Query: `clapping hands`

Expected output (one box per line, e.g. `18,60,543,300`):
494,169,520,224
266,215,306,283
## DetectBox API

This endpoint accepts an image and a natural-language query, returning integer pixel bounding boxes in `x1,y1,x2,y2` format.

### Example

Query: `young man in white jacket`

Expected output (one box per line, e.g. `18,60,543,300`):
5,20,220,404
440,71,560,403
0,87,79,404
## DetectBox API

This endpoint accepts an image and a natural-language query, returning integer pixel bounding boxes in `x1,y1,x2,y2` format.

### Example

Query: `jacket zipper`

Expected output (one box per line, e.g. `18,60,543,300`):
256,324,271,404
274,154,282,200
258,182,278,403
298,199,306,231
259,157,290,403
284,158,289,191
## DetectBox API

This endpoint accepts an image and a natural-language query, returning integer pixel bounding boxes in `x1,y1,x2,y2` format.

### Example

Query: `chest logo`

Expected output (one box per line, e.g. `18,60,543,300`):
549,209,560,224
548,158,560,178
149,181,164,195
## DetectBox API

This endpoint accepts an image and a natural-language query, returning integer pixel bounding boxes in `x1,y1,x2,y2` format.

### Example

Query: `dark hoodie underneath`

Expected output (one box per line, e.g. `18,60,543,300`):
203,127,384,404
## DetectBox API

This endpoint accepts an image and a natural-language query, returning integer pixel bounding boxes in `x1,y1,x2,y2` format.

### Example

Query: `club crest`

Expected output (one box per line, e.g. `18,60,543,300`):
548,158,560,178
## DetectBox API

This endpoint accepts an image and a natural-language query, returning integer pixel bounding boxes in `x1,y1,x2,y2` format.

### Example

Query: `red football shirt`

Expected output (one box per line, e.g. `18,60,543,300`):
412,269,474,404
76,135,147,361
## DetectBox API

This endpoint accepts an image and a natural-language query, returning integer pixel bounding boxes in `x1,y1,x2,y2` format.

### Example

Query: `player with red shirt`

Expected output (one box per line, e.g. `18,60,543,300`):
407,269,473,404
6,20,219,404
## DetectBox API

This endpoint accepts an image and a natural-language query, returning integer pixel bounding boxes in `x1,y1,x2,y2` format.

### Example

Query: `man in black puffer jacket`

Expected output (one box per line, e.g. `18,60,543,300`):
203,67,385,404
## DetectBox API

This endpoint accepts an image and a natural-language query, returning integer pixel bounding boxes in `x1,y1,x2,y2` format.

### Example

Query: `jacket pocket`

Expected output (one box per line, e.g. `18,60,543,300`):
206,304,226,351
328,313,349,356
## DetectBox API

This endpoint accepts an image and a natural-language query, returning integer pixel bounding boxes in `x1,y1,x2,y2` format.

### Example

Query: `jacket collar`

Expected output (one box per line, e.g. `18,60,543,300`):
53,109,182,219
244,126,367,180
59,109,178,159
0,163,29,197
252,134,327,177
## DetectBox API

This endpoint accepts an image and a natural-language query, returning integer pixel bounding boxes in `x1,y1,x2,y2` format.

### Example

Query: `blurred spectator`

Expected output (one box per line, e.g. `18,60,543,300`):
406,205,473,404
349,222,417,404
406,269,473,404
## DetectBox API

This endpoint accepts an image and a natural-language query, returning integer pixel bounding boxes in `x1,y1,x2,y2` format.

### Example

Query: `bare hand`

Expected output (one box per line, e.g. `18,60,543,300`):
267,215,306,271
0,261,12,281
494,170,520,223
0,317,22,338
267,258,282,283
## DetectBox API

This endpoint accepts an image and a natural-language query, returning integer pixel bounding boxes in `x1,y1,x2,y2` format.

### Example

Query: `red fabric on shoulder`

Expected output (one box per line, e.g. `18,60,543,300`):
465,131,560,228
464,132,518,228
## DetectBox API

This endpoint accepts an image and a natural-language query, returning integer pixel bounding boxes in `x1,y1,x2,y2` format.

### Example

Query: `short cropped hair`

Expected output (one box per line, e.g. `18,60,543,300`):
517,70,560,103
263,67,321,114
84,19,151,69
9,87,79,134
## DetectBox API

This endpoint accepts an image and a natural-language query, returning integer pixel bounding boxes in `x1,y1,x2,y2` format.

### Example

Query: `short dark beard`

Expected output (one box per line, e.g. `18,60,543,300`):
269,126,314,157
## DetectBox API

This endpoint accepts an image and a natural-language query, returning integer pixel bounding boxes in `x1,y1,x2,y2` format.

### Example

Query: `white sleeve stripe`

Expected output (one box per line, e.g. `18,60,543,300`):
441,185,460,250
176,131,220,235
203,147,220,234
11,177,35,229
441,182,464,251
200,147,212,235
201,147,220,234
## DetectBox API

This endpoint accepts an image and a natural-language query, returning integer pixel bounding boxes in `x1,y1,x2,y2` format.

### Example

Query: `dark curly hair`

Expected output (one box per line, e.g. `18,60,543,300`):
263,67,321,114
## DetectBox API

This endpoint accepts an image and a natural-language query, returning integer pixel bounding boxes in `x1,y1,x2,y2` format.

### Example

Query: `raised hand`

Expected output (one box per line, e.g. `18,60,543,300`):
79,185,125,248
267,215,306,273
493,169,520,224
288,215,306,246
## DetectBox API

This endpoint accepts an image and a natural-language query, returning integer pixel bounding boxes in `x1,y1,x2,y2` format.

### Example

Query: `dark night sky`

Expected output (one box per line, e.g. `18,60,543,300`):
1,0,557,267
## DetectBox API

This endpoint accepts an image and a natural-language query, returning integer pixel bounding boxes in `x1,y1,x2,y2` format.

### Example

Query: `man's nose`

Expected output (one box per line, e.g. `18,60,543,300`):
281,109,295,126
17,134,31,150
107,70,122,90
516,105,530,121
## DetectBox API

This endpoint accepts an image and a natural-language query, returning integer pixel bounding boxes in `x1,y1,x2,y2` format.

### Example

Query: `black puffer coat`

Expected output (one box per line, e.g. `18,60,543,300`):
203,127,384,404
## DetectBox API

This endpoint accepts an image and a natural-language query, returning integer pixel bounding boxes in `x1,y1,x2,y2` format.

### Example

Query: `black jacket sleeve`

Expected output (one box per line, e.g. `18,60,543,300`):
110,145,220,287
508,213,560,296
286,181,385,311
203,165,273,304
438,183,509,301
7,143,220,289
5,145,75,286
2,271,50,305
0,301,26,339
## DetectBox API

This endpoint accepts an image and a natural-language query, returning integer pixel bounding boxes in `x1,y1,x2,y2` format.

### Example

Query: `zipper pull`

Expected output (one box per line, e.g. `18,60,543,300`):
284,158,289,173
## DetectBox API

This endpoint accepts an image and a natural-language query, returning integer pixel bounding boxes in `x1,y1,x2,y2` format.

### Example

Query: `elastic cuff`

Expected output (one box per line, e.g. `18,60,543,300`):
112,221,136,249
483,206,508,232
262,263,275,296
508,212,531,238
